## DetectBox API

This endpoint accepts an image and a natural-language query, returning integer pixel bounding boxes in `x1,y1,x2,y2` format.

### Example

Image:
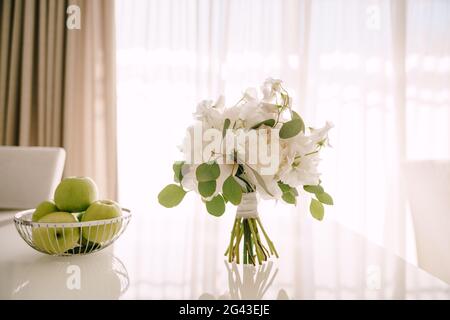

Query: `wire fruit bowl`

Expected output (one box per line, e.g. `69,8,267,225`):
14,208,132,256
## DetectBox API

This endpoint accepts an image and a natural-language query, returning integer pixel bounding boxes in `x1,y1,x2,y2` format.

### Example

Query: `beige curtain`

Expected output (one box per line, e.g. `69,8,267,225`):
0,0,117,200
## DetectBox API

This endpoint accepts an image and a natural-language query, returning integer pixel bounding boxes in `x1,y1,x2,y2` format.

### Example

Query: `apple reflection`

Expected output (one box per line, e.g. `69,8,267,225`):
11,251,129,299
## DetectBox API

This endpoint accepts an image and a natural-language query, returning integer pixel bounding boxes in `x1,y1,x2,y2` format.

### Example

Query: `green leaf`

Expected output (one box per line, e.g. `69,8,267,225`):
278,181,297,194
206,195,226,217
245,164,274,197
222,176,242,205
278,181,298,205
222,194,229,203
198,180,216,197
196,162,220,182
158,184,186,208
282,192,296,205
279,182,298,196
310,199,324,221
222,118,231,138
277,181,291,193
251,119,276,129
290,111,305,133
279,119,304,139
317,192,334,205
303,185,324,194
173,161,185,183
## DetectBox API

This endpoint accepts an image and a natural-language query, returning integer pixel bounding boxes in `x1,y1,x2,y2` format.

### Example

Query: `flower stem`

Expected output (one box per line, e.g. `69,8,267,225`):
256,217,279,258
226,214,278,264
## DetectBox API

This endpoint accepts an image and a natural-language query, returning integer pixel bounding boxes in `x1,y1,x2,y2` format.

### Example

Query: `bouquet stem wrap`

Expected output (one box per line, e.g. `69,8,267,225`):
225,192,278,265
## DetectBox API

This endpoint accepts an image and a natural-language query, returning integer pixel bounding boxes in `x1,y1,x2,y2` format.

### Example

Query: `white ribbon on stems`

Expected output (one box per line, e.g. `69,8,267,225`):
236,192,259,218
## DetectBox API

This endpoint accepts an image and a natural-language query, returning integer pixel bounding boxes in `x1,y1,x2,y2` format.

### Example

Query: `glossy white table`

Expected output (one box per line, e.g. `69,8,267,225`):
0,208,449,300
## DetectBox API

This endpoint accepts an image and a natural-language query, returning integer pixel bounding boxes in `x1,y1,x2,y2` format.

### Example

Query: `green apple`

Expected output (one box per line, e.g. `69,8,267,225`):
32,212,80,254
54,177,98,212
81,200,122,244
32,200,58,222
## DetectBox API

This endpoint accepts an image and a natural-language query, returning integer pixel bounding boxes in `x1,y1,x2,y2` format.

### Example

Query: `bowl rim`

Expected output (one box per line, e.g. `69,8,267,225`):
14,208,132,228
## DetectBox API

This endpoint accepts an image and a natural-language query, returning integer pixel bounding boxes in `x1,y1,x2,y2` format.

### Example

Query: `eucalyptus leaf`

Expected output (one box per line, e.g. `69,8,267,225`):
173,161,185,183
317,192,334,205
198,180,216,198
196,162,220,182
290,111,305,133
310,199,324,221
158,184,186,208
277,181,291,193
222,194,229,203
222,118,231,138
279,119,304,139
278,181,298,205
278,181,297,195
223,176,242,205
206,195,226,217
303,185,324,194
282,192,296,205
251,119,276,129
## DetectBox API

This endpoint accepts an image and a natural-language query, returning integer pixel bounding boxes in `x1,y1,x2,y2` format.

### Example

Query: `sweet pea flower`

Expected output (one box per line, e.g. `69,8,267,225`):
309,121,334,148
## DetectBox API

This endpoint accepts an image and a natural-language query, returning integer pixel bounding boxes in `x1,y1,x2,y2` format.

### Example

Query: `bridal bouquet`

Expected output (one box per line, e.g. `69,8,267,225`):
158,78,333,265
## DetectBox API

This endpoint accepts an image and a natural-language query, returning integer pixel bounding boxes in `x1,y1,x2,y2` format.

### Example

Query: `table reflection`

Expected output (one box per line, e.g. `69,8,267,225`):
9,251,129,299
199,261,287,300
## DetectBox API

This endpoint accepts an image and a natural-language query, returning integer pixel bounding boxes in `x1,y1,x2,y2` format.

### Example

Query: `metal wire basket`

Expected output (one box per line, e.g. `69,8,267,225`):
14,208,132,256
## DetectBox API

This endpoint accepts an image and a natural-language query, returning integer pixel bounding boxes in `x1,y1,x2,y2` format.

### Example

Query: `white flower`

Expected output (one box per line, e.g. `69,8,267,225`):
309,121,334,148
243,87,259,102
261,78,282,101
239,100,277,129
284,132,315,155
278,152,321,187
193,100,213,120
223,105,242,127
260,102,279,114
214,95,225,109
193,99,224,129
277,133,322,187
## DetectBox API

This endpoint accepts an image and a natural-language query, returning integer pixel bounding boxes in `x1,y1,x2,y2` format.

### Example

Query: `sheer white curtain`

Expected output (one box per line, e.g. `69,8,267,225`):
115,0,449,267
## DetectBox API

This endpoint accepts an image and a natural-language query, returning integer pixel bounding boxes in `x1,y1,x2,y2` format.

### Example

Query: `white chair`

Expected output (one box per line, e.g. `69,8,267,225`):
0,146,66,209
404,160,450,284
